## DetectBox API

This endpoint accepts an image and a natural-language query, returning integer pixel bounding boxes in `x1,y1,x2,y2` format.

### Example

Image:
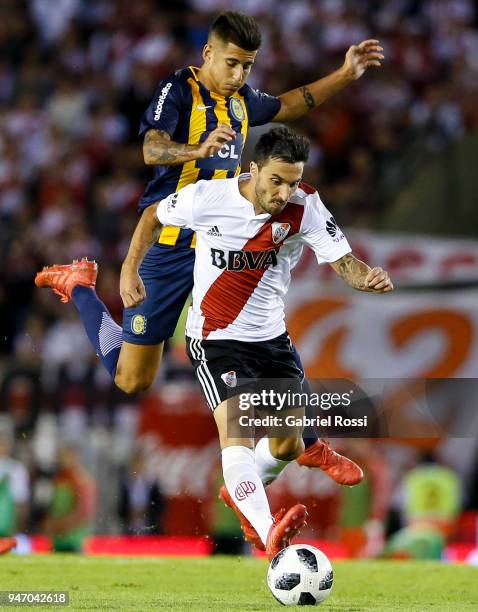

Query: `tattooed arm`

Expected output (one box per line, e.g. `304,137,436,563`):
330,253,394,293
120,206,163,307
143,125,235,166
273,40,384,122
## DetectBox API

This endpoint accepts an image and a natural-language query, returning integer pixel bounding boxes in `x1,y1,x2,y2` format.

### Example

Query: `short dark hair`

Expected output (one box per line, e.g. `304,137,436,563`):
209,11,261,51
253,127,310,168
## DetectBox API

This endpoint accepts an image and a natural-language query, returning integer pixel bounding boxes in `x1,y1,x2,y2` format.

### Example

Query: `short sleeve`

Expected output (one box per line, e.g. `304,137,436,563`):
139,75,183,138
300,193,352,264
242,86,281,127
156,182,198,229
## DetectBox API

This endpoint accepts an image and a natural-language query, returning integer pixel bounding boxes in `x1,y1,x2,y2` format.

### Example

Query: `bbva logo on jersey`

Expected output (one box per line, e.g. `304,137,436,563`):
271,222,291,244
210,248,278,271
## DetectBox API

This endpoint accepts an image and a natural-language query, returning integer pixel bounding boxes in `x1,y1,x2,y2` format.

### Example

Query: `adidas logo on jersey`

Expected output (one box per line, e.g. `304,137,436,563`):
207,226,222,237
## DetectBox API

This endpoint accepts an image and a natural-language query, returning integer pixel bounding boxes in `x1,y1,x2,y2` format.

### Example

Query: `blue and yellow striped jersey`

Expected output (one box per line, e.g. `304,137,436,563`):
138,66,281,249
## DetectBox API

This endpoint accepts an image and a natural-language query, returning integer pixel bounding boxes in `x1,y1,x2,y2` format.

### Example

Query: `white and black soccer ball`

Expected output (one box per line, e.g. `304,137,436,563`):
267,544,333,606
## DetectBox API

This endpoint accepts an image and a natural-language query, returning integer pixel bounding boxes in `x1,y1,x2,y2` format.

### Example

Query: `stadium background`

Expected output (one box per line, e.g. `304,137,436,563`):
1,0,478,561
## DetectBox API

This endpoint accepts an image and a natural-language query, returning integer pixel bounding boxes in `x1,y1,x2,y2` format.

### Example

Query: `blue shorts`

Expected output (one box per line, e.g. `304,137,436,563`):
122,244,195,345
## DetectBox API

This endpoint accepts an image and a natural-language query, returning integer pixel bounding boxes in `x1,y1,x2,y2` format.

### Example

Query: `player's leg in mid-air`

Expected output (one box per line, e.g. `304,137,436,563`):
186,334,308,559
35,244,195,394
290,344,364,486
35,250,364,494
118,245,194,392
208,333,361,545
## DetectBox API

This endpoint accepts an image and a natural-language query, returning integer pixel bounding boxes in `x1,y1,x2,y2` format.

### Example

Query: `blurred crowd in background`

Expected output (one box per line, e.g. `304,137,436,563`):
1,0,478,558
2,0,478,362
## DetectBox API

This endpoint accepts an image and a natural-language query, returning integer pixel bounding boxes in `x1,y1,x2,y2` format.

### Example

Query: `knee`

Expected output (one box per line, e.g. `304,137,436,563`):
268,437,303,461
114,369,155,395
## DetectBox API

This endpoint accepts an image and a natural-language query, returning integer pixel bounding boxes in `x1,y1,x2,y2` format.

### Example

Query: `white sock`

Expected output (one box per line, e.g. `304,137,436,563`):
222,445,273,545
254,437,290,486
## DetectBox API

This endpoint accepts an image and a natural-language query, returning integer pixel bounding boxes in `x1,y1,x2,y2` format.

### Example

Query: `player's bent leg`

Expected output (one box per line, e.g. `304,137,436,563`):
35,257,167,395
289,343,364,485
114,341,164,394
213,398,272,550
187,338,308,555
268,436,304,462
215,399,307,554
35,258,123,378
254,437,289,486
266,405,305,461
120,245,195,393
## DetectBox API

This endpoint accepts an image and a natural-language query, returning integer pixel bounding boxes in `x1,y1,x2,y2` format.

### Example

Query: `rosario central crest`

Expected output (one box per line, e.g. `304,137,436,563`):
271,222,291,244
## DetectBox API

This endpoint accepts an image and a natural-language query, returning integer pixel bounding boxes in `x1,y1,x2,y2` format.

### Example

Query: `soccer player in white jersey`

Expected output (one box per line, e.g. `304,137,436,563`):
117,126,393,558
35,11,384,491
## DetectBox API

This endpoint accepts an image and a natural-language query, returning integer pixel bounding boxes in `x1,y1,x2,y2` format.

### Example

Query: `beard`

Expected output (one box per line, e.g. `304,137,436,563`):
254,184,286,215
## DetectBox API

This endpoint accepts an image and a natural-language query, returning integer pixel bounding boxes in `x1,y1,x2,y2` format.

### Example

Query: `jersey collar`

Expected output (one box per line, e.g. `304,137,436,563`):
189,66,200,81
190,66,239,100
236,173,270,219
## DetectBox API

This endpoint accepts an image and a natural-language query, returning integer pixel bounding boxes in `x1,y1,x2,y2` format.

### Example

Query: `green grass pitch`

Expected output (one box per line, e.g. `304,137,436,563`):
0,555,477,610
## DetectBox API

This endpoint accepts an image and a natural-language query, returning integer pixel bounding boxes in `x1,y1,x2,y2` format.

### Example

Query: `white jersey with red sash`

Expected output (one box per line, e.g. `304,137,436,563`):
156,174,351,342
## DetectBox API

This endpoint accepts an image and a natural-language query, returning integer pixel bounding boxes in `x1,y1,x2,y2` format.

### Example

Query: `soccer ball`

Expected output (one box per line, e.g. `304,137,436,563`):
267,544,333,606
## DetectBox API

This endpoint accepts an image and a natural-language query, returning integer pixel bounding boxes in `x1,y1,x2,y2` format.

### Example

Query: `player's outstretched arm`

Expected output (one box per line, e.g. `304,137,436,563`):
273,40,384,122
330,253,393,293
143,124,235,165
120,206,163,307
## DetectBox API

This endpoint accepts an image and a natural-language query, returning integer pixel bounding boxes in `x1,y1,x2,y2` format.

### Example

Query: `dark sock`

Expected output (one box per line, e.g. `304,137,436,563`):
290,343,319,449
302,376,319,448
71,286,122,378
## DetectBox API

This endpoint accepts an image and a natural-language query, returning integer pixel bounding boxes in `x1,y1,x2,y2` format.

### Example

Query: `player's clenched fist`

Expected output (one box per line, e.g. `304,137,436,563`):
198,123,236,158
364,267,393,293
120,267,147,307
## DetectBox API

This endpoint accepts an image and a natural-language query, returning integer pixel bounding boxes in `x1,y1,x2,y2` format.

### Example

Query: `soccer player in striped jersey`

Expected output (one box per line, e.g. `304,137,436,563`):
36,12,384,487
115,126,394,556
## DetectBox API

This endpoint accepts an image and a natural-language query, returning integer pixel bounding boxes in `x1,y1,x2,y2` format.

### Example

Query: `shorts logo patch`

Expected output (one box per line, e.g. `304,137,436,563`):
229,98,245,122
271,222,290,244
131,314,147,335
221,370,237,388
235,480,256,501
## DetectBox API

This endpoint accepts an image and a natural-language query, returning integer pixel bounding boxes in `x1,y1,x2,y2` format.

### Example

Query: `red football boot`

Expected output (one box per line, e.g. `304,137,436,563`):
0,537,17,555
266,504,308,561
218,485,265,551
35,258,98,303
296,439,363,486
